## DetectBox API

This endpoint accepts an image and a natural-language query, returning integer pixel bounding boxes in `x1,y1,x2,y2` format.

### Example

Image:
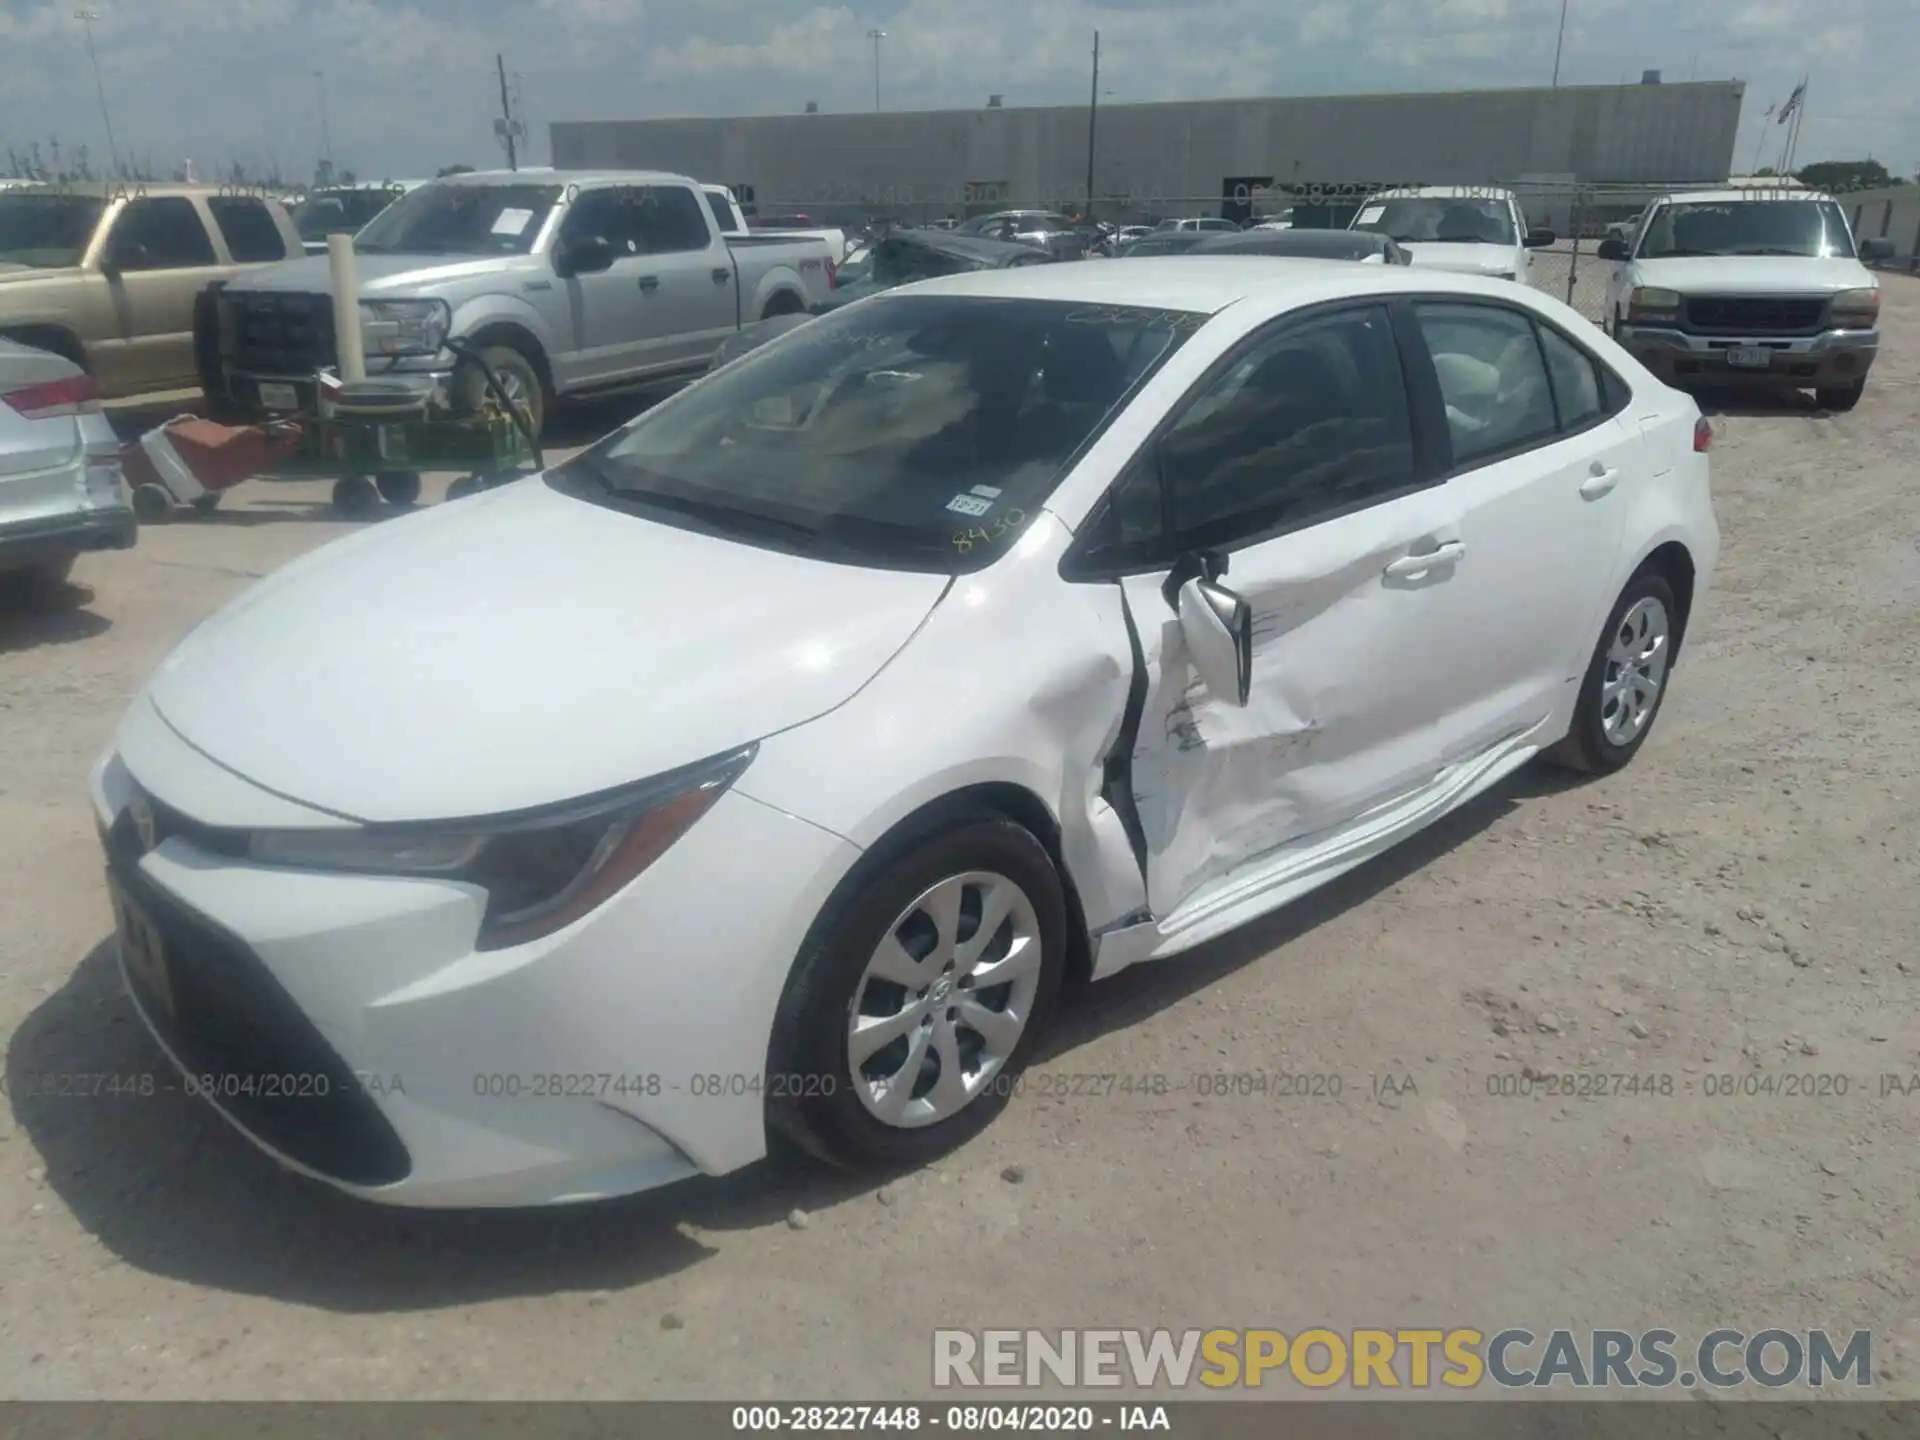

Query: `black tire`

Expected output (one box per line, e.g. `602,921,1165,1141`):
445,475,481,502
1546,568,1681,776
0,552,79,607
190,492,221,514
375,470,423,507
331,474,381,518
1816,380,1865,412
766,817,1069,1172
452,343,545,438
131,483,174,524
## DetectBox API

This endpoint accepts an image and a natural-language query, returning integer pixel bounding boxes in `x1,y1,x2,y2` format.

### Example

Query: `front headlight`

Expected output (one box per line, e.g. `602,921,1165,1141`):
1829,287,1880,327
1627,287,1682,323
359,298,451,358
247,745,755,949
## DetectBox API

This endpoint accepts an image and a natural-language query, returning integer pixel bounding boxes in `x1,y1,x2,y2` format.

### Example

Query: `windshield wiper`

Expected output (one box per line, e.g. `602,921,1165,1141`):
1730,247,1815,257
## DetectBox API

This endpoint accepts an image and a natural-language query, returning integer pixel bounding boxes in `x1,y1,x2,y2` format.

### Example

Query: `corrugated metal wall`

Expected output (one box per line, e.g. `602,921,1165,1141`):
552,81,1744,214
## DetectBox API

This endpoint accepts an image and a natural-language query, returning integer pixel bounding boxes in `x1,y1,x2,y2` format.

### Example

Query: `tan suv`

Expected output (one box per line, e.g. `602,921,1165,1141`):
0,183,303,399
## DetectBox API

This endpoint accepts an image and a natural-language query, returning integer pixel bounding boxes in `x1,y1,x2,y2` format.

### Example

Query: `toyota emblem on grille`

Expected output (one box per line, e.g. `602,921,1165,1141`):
129,795,157,853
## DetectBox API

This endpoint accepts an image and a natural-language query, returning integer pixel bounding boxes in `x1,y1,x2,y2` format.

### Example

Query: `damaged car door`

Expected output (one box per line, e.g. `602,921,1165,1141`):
1077,302,1467,937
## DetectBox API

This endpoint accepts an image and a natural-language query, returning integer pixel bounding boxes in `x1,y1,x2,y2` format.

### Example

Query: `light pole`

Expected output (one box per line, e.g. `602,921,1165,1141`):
1551,0,1570,87
867,29,886,112
1085,30,1100,218
314,70,335,174
74,9,122,179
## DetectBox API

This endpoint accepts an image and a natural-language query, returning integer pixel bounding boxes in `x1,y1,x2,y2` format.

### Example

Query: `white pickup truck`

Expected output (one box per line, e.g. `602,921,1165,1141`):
699,185,850,263
202,169,838,436
1600,188,1896,411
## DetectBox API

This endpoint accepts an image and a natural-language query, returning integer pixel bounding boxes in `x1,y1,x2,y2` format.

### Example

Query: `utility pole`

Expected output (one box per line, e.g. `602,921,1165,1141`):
867,30,886,112
1550,0,1570,86
496,53,519,170
314,70,334,170
74,10,122,179
1085,30,1100,219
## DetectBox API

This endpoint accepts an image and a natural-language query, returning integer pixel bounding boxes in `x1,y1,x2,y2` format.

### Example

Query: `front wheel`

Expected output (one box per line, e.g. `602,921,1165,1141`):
1546,568,1680,776
767,819,1069,1171
453,344,545,439
1816,379,1865,412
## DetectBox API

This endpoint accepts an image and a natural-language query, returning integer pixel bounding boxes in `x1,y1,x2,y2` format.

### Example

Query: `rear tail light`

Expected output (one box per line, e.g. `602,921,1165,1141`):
1693,416,1713,452
825,257,838,290
2,374,102,420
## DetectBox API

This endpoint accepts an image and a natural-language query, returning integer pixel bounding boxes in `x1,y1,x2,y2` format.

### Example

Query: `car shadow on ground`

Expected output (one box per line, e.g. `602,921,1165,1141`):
1690,386,1832,420
7,760,1587,1312
0,581,112,652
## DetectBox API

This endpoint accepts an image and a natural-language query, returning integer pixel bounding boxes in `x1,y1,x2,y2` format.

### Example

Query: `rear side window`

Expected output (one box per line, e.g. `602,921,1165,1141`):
109,197,217,270
1535,324,1606,431
207,197,290,261
1414,302,1557,467
704,191,736,234
633,186,714,254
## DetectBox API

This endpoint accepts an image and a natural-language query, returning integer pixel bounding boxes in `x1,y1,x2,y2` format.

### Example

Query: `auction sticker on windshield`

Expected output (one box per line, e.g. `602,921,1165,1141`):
1356,205,1386,225
946,493,995,517
491,207,534,237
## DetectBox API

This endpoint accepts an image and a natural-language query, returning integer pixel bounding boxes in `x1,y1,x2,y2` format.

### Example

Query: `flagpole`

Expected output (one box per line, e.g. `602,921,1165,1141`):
1749,111,1771,175
1785,74,1809,175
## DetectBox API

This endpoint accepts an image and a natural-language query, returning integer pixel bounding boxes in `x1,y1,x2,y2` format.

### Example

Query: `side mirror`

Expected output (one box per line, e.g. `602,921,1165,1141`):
1596,237,1631,262
1176,576,1252,707
1524,228,1556,249
1859,236,1895,262
554,233,615,279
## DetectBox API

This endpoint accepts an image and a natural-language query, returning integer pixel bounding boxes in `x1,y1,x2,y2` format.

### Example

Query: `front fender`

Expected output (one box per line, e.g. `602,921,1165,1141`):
446,291,560,358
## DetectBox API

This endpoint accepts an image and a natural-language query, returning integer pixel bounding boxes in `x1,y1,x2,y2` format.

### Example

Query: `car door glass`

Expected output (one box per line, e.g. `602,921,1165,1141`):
632,186,713,255
1414,302,1558,465
206,197,289,262
1158,305,1416,549
561,187,636,257
110,197,216,270
1535,323,1606,432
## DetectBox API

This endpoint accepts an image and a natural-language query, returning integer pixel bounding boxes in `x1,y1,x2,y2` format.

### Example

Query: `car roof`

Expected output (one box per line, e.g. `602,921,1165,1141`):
0,181,265,199
432,168,693,188
1648,188,1838,206
1366,186,1516,201
899,256,1528,312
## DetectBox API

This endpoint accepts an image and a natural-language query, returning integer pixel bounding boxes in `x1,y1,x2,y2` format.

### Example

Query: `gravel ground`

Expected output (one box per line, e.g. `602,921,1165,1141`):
1,283,1916,1401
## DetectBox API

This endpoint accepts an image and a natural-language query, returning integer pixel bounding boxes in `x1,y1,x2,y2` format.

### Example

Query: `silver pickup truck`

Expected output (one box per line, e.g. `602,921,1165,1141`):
201,169,837,436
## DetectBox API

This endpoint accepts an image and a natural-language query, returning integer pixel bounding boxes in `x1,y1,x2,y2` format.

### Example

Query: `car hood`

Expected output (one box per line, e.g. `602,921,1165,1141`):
1628,255,1873,295
140,478,950,823
1394,242,1520,276
223,251,541,296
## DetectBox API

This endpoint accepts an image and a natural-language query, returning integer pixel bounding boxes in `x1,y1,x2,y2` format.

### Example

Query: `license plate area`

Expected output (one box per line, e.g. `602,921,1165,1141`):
257,381,300,412
1726,346,1772,369
109,875,176,1021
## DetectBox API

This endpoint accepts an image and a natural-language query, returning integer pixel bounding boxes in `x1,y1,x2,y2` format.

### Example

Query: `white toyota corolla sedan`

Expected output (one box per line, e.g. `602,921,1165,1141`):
94,259,1718,1208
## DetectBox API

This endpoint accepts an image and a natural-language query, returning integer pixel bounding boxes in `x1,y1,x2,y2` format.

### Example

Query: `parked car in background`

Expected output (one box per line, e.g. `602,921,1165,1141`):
291,181,426,256
1154,216,1240,235
1349,186,1554,283
701,185,851,262
957,211,1090,259
1247,211,1296,231
202,170,837,437
707,228,1054,369
93,260,1715,1207
1598,188,1893,411
0,334,133,599
0,182,303,398
1190,230,1412,264
1116,231,1212,257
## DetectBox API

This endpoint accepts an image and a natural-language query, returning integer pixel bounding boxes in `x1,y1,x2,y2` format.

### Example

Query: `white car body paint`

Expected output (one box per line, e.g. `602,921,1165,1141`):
1351,186,1536,282
96,258,1717,1207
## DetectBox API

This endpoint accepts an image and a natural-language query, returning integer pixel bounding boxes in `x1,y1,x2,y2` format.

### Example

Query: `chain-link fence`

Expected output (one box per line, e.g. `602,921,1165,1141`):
751,179,1752,326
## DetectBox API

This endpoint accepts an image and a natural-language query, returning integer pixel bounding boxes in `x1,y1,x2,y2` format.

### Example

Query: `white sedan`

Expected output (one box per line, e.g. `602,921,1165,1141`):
94,259,1718,1207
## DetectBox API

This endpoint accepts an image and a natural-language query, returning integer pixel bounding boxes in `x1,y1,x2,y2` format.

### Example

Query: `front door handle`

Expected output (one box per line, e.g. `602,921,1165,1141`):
637,274,660,292
1383,541,1466,579
1579,461,1620,499
711,267,731,284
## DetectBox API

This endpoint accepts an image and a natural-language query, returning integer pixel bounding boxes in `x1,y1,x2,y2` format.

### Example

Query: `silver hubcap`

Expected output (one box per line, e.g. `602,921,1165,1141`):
1600,596,1670,746
849,871,1043,1129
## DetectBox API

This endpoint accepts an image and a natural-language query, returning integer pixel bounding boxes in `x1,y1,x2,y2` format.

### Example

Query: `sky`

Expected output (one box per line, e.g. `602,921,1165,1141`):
0,0,1914,183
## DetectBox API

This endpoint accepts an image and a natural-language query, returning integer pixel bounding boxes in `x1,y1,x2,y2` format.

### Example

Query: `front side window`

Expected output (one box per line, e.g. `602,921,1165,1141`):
631,186,713,253
0,193,105,267
1153,305,1417,551
355,182,561,256
292,187,405,243
1416,303,1558,467
1636,199,1856,259
109,197,217,270
1353,196,1517,246
547,294,1204,574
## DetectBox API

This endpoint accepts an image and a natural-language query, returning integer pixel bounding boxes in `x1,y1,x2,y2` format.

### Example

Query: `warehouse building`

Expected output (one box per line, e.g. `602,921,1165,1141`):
551,79,1744,224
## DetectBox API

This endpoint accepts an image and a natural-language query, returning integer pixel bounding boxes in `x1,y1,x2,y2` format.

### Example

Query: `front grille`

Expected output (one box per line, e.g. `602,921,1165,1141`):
227,291,337,375
1684,296,1827,335
108,811,412,1188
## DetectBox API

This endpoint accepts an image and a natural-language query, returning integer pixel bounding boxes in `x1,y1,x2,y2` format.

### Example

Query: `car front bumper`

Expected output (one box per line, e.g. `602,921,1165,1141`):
221,365,457,418
1616,324,1878,388
90,745,859,1208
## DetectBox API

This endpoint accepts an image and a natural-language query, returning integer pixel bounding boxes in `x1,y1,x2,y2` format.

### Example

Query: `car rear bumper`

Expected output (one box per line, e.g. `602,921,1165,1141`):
0,497,136,569
1617,324,1878,388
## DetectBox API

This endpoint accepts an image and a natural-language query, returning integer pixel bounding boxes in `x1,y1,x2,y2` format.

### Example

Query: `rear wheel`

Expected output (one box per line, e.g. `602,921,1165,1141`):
1815,379,1865,412
0,552,79,607
1546,568,1679,776
331,474,381,518
767,818,1068,1171
131,484,174,524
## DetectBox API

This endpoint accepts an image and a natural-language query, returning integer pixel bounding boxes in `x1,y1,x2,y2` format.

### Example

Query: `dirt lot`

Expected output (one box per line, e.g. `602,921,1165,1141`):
1,284,1916,1402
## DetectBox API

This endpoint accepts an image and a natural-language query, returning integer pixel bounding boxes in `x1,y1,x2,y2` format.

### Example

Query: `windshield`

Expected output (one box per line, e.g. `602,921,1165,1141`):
0,193,106,268
546,293,1206,574
355,182,561,256
1352,196,1516,245
293,188,404,243
1635,200,1857,259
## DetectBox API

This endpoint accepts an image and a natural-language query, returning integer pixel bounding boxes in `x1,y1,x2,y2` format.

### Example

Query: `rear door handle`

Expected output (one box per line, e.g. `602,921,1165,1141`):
637,274,660,292
1579,461,1620,499
1383,541,1465,578
711,268,731,284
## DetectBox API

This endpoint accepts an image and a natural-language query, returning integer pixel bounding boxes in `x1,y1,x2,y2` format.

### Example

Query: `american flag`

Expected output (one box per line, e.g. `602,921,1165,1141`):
1777,81,1806,124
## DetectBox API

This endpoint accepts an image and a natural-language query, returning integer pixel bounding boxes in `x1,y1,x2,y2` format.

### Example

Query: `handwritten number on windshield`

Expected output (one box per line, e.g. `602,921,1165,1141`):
951,508,1026,553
